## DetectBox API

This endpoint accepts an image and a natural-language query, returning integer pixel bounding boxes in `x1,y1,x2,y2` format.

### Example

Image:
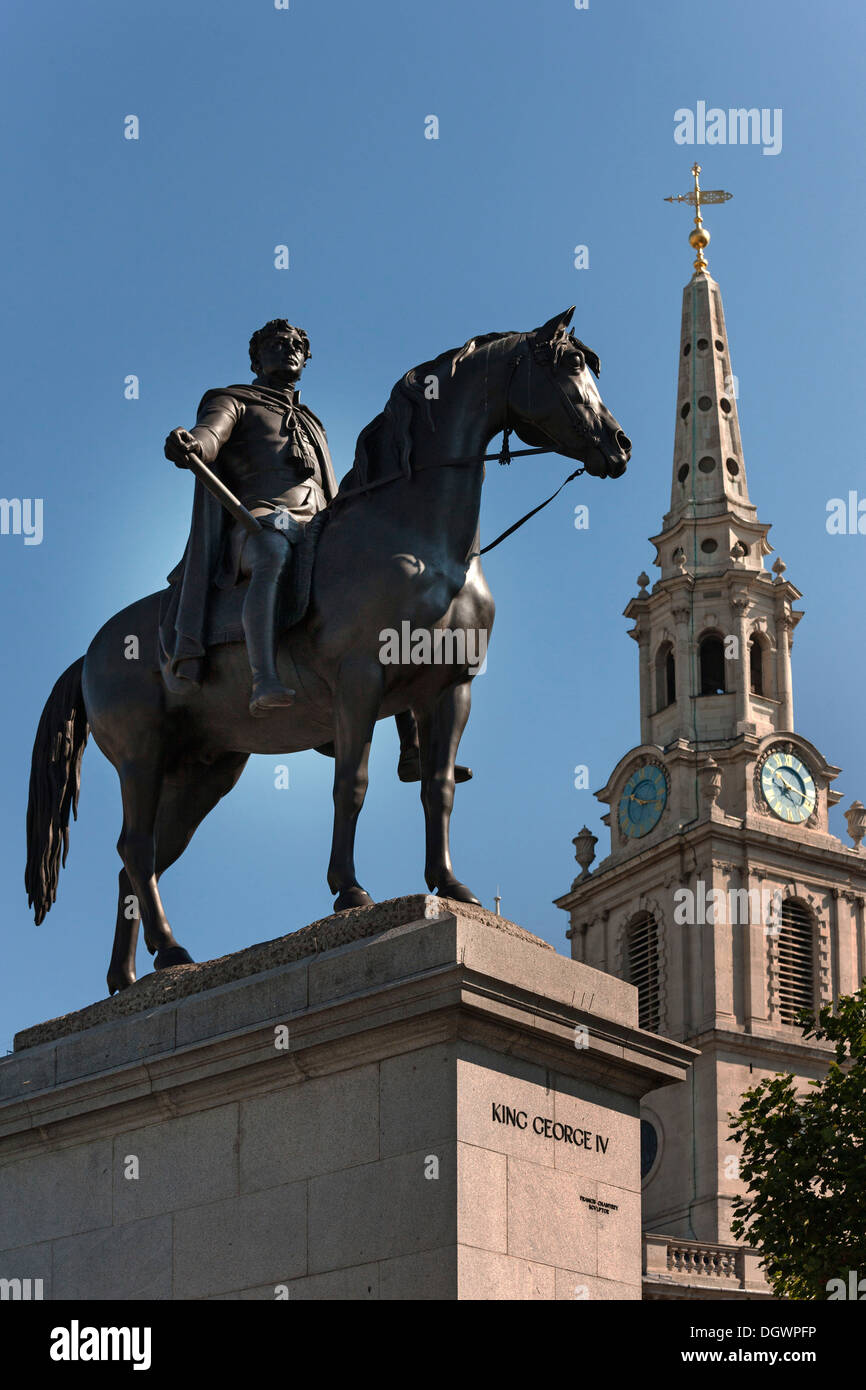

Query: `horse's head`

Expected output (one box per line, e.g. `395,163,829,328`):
510,307,631,479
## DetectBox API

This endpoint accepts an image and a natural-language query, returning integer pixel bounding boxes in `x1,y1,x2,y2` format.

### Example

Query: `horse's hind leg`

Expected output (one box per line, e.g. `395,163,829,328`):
417,681,480,905
153,753,249,903
152,753,249,971
107,869,141,995
107,753,249,991
116,750,189,970
151,755,250,967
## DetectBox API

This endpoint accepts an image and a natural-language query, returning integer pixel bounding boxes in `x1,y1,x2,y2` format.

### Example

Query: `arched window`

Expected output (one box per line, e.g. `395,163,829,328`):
655,642,676,711
749,635,765,696
777,900,815,1024
626,913,660,1031
699,633,726,696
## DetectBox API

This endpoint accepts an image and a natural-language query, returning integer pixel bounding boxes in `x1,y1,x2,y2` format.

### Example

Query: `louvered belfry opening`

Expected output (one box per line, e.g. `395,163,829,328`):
627,913,660,1032
749,635,764,695
777,900,815,1023
699,634,726,696
655,641,676,711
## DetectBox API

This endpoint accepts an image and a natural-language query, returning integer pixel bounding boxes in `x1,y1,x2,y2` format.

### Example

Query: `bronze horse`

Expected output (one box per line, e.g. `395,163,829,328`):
25,307,630,993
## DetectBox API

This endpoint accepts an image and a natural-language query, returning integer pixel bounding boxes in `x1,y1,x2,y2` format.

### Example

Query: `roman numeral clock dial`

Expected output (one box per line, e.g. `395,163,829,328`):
618,764,669,839
759,749,816,824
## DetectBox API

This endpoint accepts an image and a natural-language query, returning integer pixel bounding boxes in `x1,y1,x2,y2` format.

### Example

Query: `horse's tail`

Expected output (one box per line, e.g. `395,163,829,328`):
25,656,89,924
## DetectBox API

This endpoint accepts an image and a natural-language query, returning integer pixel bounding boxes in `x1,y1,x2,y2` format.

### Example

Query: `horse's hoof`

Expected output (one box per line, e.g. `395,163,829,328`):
333,887,374,912
434,882,481,906
107,970,136,995
154,945,195,970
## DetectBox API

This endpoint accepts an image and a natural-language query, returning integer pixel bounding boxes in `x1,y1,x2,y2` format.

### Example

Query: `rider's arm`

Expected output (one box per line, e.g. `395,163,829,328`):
188,392,244,465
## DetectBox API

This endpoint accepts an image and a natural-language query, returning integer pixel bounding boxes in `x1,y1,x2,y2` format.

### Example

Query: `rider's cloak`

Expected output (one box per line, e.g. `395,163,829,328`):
158,384,338,694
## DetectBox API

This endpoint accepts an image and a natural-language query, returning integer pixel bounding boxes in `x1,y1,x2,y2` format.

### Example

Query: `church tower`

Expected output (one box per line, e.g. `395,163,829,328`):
555,167,866,1299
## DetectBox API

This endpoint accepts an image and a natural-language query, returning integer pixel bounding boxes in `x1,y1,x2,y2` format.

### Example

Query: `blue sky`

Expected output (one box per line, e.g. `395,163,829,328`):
1,0,864,1050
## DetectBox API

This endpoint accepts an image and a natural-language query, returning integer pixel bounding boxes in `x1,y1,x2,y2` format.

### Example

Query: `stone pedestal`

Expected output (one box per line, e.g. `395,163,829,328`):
0,897,693,1300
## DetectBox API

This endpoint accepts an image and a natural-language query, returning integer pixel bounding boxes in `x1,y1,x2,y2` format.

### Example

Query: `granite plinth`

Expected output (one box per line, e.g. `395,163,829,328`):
0,898,694,1300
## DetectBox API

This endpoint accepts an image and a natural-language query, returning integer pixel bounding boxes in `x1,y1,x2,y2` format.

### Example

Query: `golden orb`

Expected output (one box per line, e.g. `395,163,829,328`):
689,226,710,250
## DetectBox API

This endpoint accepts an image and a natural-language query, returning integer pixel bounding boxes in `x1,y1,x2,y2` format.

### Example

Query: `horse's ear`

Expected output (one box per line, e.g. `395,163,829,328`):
572,336,601,378
536,306,575,342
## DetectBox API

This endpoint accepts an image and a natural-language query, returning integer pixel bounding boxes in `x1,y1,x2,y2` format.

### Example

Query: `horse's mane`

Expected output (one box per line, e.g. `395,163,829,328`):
341,330,524,495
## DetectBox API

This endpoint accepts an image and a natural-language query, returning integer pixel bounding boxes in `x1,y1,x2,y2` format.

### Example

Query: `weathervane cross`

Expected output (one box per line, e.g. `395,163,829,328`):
665,162,732,274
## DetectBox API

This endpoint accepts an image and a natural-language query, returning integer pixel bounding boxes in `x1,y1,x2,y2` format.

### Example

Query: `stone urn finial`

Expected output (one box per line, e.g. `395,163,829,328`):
572,826,598,883
844,800,866,851
637,571,650,597
772,556,787,584
700,756,723,809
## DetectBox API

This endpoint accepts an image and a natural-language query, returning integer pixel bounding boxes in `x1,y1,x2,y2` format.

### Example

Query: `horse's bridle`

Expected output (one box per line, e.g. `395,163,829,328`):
493,334,604,464
333,333,605,553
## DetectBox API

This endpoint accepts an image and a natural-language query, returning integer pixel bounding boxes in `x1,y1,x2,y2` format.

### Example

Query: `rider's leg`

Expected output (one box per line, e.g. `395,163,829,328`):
241,525,296,715
395,708,474,784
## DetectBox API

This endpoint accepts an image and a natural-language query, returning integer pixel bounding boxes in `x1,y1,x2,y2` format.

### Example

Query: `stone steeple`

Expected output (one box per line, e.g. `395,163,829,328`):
624,183,803,757
657,162,767,577
664,269,759,537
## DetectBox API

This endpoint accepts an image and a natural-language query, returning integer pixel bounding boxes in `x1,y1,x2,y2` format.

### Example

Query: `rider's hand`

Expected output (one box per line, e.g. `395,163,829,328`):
164,428,203,469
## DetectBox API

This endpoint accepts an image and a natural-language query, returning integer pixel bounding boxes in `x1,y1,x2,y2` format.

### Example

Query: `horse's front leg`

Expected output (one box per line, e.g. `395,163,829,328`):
417,680,480,905
327,658,383,912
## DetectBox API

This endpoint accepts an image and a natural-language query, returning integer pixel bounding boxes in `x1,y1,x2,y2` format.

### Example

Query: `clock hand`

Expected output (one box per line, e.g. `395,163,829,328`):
774,774,803,801
779,776,803,795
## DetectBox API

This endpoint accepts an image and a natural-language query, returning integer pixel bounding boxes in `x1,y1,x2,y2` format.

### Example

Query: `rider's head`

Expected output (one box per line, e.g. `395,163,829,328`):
249,320,312,385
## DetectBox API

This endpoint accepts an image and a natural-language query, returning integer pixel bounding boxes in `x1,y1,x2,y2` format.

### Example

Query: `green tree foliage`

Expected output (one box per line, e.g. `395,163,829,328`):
729,984,866,1299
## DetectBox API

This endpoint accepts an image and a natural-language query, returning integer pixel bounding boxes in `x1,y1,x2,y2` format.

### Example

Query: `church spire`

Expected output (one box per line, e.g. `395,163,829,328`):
656,166,766,571
623,167,802,751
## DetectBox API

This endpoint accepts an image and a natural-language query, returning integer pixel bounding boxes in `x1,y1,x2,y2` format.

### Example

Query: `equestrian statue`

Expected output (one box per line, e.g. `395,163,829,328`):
25,307,631,994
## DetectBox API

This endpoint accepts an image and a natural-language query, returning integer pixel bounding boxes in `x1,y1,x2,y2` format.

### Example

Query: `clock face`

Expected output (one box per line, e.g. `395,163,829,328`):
760,749,816,824
618,764,668,839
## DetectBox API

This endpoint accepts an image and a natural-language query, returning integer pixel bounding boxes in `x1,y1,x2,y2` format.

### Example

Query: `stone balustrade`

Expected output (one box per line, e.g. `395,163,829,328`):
643,1233,771,1299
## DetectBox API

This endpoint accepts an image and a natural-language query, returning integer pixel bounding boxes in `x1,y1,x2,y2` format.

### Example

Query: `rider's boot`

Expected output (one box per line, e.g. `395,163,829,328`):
394,710,473,783
243,530,296,717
